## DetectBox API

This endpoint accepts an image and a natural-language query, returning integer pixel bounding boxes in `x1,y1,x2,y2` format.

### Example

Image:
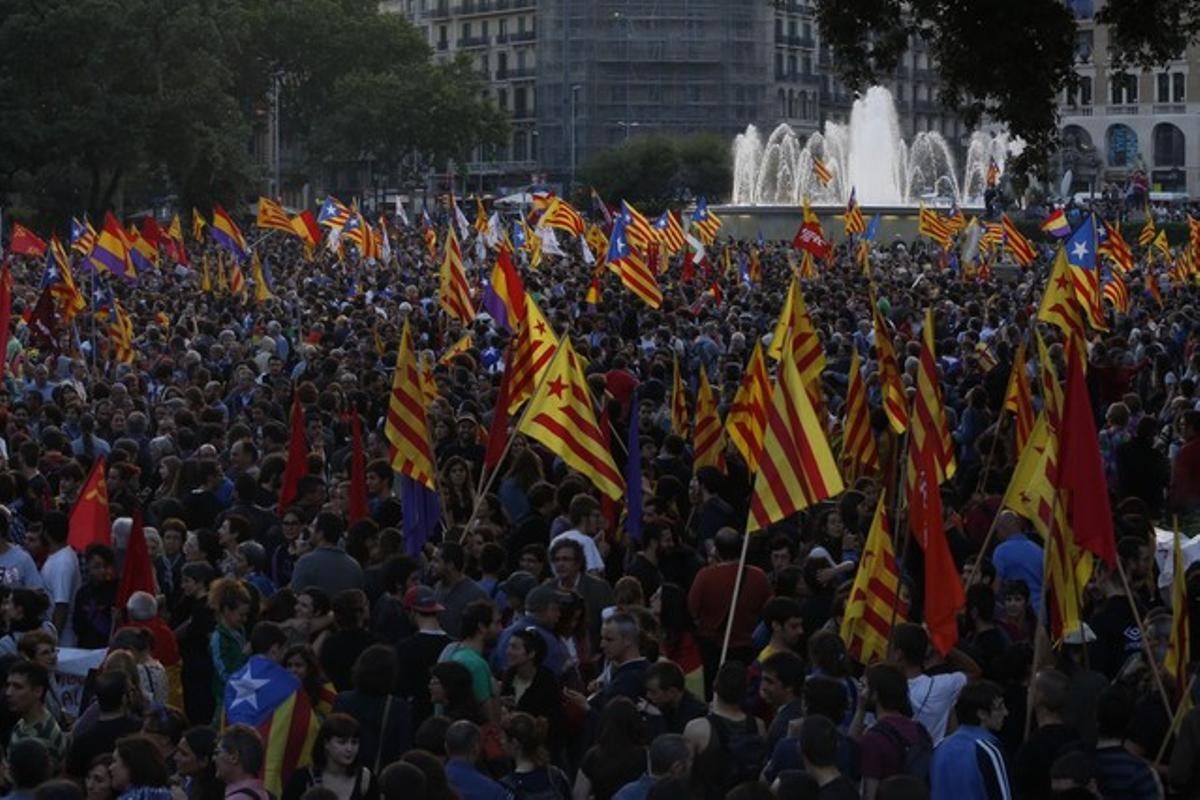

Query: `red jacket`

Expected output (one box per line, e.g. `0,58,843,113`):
687,561,772,649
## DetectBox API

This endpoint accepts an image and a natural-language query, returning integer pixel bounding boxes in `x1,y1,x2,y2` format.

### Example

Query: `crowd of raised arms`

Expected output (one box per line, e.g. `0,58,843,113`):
0,198,1196,800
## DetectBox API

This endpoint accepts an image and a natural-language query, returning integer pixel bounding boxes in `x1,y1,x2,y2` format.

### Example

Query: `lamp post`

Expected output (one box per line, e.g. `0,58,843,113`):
569,84,581,195
616,121,641,141
271,70,283,199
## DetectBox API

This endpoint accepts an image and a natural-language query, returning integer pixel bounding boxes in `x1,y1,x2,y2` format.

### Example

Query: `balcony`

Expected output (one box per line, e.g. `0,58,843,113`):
496,66,536,80
1105,104,1139,115
1153,103,1186,114
508,29,536,43
1061,105,1094,116
458,34,490,48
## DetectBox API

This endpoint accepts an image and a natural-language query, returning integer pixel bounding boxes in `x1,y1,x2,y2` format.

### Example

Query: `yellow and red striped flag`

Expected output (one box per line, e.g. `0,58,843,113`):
516,337,624,500
1102,274,1130,314
438,333,474,366
1037,247,1088,363
228,258,247,297
385,319,437,488
652,210,686,254
1001,213,1037,267
1139,205,1157,247
1004,341,1035,458
871,295,909,434
840,496,905,665
256,197,295,234
918,204,954,249
671,353,689,438
747,324,844,531
506,296,559,414
692,369,725,471
1099,219,1133,275
726,342,771,472
767,276,825,386
540,197,586,237
843,188,866,236
438,226,474,323
812,156,833,186
620,200,656,252
841,348,880,478
607,218,662,309
905,308,962,655
109,298,134,364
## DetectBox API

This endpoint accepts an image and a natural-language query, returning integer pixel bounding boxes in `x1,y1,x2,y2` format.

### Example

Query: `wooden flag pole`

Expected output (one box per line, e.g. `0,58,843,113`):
719,529,753,668
1115,557,1176,719
1155,670,1197,767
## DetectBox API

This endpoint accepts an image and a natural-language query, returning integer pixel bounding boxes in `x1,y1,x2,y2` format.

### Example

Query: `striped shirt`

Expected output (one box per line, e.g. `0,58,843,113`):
1093,745,1162,800
10,708,66,772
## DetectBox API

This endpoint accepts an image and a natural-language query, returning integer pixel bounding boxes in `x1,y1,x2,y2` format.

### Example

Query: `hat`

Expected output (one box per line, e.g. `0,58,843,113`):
404,585,445,615
1061,623,1097,645
500,571,539,602
807,546,837,567
525,584,570,612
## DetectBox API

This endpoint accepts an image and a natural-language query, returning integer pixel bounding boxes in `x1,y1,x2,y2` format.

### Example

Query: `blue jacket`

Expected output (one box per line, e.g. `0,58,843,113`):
931,725,1012,800
445,758,514,800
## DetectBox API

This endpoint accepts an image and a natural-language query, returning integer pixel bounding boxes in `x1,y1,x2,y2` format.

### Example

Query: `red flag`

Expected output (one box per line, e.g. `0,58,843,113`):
277,395,309,514
483,362,513,472
116,510,156,609
1058,340,1117,566
140,217,164,248
348,413,369,524
8,223,47,257
69,456,111,551
909,438,964,656
0,264,11,382
792,221,832,259
25,287,59,354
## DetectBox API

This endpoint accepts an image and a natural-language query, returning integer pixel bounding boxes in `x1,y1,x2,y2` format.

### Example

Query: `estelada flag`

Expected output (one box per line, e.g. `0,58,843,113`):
224,655,319,796
69,456,111,551
8,223,48,257
792,221,832,259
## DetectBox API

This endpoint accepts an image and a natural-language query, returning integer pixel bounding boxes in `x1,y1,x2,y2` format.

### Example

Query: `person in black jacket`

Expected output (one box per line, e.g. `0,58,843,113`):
500,628,563,741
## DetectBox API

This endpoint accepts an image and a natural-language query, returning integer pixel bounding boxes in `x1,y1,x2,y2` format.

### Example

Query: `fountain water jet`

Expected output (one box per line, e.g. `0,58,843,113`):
731,86,1013,208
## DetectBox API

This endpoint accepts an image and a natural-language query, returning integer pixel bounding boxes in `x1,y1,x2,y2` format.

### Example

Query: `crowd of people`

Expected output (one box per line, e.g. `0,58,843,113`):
0,201,1195,800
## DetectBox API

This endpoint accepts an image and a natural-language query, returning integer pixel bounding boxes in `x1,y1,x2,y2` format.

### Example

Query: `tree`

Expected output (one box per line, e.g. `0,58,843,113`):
580,133,731,211
812,0,1077,171
0,0,507,225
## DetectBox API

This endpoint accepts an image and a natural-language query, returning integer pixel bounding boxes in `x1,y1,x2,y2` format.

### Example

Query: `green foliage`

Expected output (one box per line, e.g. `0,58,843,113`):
812,0,1079,172
579,133,732,211
0,0,506,225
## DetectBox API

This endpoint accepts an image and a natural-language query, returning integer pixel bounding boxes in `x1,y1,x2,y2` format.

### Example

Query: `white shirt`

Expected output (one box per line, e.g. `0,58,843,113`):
908,671,968,745
40,547,81,646
549,529,605,572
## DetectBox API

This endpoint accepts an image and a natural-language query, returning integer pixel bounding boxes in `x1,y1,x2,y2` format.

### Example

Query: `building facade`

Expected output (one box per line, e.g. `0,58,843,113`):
386,0,964,195
1057,0,1198,197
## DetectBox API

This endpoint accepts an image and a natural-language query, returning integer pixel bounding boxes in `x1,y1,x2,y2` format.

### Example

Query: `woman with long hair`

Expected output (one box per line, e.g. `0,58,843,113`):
85,755,116,800
317,590,373,692
500,629,563,740
429,661,481,724
438,457,475,531
284,645,337,718
109,735,172,800
282,714,378,800
500,713,571,799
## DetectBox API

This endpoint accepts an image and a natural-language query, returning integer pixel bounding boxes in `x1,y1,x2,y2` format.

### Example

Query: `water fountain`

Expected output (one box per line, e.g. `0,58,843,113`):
730,86,1013,209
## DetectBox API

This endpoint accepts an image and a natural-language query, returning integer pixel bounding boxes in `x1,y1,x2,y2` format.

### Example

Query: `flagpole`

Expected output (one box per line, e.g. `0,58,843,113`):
719,528,753,668
462,330,567,531
1116,557,1175,719
1155,670,1197,767
886,430,910,643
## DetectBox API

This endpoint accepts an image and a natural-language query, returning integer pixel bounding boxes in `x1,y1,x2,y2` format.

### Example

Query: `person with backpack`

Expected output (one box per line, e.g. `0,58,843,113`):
853,663,933,800
685,661,767,800
498,712,571,800
929,681,1013,800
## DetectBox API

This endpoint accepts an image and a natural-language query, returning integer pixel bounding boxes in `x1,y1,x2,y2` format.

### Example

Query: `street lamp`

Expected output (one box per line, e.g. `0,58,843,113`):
570,84,582,195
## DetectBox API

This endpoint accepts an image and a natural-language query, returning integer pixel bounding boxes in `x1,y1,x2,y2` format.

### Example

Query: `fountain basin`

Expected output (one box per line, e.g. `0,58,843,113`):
711,203,983,243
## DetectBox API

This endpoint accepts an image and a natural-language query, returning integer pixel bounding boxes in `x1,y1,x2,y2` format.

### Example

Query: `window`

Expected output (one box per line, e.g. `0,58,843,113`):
1106,124,1139,167
1110,72,1137,104
775,18,783,38
513,130,527,161
1080,76,1092,105
498,18,507,37
788,55,797,77
514,87,527,116
1158,73,1170,103
461,22,471,39
1174,72,1185,102
775,53,784,80
1074,30,1093,62
497,52,507,75
802,55,811,76
497,88,507,110
1153,123,1185,166
778,88,786,117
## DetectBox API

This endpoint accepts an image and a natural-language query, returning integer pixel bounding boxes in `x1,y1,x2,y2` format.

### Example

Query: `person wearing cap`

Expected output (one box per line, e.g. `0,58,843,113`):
498,571,538,623
491,584,568,678
395,585,452,727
